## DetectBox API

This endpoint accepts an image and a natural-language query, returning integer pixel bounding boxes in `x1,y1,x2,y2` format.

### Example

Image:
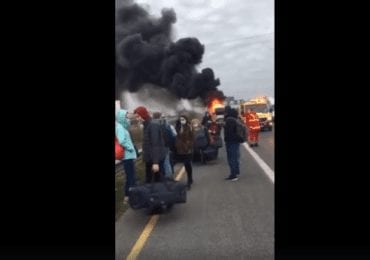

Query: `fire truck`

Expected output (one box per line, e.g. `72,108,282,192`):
241,96,273,131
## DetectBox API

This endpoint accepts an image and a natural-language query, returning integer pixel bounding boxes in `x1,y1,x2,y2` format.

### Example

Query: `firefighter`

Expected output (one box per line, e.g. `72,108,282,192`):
245,108,261,147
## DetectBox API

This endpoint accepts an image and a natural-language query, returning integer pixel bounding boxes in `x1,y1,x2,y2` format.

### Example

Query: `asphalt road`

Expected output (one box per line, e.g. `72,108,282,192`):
253,128,274,170
116,132,274,260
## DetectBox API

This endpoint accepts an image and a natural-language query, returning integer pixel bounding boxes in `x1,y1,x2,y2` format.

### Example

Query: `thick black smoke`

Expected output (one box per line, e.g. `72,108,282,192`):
116,1,224,103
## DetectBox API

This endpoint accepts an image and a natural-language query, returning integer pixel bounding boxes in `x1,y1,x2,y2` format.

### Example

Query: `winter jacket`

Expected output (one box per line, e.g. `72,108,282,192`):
224,109,243,143
175,123,194,155
142,119,167,163
115,109,137,160
201,113,211,127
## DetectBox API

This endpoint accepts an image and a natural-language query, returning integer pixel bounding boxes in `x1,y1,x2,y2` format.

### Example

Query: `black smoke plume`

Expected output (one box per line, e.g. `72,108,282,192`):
116,1,224,103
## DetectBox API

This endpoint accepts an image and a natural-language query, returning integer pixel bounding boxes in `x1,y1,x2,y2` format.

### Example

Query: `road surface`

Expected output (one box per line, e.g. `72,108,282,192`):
116,131,274,259
254,128,274,170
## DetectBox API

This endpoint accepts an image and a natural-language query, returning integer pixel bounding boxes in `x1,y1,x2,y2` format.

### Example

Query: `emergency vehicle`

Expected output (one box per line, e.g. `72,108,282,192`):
241,96,273,131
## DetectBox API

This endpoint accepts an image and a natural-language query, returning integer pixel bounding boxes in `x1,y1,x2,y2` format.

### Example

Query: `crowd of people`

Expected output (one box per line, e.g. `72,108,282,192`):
115,104,262,205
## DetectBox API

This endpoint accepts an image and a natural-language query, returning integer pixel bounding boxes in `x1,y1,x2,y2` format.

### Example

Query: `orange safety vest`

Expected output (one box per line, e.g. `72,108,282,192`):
245,112,260,131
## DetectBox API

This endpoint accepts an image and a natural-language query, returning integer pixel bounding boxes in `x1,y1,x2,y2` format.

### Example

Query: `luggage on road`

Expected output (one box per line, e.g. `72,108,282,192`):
128,180,187,213
201,144,218,162
211,135,223,148
193,140,220,163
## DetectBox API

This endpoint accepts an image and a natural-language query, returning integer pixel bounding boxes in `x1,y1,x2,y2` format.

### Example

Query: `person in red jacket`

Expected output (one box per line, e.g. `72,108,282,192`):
207,113,221,145
245,108,261,147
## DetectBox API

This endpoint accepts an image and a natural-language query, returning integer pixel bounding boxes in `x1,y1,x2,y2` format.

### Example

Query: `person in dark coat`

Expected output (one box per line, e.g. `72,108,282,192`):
175,115,194,190
134,106,167,183
201,111,211,128
223,108,243,181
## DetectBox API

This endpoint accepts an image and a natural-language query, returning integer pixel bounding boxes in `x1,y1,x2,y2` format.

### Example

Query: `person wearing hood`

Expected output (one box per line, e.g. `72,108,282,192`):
224,105,232,119
116,109,137,204
134,106,167,183
223,108,243,181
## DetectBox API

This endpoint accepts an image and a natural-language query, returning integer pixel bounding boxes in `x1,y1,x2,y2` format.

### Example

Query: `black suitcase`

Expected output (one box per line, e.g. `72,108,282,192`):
211,135,223,148
128,180,187,212
201,145,218,162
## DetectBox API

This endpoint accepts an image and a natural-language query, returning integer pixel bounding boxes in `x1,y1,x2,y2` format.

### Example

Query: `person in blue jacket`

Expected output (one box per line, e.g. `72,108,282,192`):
116,109,137,204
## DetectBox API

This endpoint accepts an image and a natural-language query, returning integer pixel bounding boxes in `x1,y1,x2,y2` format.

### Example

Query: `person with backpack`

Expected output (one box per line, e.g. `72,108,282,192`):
191,118,209,163
152,112,176,180
116,109,137,204
175,115,194,190
223,108,245,181
134,106,167,183
224,105,232,119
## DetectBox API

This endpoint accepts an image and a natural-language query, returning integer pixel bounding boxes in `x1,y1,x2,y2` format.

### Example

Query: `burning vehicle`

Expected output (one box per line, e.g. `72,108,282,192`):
208,98,225,125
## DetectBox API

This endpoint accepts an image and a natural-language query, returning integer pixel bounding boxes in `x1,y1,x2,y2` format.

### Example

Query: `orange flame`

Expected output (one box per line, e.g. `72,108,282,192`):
208,98,224,114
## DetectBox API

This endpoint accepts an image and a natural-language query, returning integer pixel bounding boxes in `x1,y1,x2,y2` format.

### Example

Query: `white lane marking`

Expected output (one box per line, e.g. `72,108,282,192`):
242,143,274,183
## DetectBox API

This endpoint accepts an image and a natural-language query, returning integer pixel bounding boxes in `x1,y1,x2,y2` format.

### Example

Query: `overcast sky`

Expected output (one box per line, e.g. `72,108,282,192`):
133,0,274,101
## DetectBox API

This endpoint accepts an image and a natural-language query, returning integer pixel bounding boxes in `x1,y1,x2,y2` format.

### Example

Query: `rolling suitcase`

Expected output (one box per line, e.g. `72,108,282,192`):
200,145,218,163
211,135,223,148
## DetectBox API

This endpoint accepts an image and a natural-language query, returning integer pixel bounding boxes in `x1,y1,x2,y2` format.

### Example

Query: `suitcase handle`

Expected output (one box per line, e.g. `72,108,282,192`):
149,162,168,193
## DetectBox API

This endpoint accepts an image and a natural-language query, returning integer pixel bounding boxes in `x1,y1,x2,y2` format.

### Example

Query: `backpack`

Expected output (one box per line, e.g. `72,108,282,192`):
160,121,176,149
234,118,247,143
115,136,125,160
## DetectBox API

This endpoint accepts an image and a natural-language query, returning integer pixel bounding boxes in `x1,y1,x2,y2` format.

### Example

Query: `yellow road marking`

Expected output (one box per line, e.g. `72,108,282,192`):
126,215,159,260
125,166,185,260
175,166,186,181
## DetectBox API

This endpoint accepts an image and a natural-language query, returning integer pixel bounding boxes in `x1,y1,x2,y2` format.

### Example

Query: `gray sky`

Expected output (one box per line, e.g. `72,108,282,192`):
135,0,274,101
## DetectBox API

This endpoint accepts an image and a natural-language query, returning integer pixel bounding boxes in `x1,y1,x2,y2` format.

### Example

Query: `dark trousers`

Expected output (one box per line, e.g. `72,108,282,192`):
122,159,136,197
225,143,240,177
145,160,165,183
177,154,193,185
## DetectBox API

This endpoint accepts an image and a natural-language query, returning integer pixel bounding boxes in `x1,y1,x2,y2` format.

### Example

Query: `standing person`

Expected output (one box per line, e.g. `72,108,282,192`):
207,113,221,145
245,108,261,147
175,115,194,190
191,118,209,162
134,106,167,183
152,112,175,180
116,109,137,204
192,118,208,142
126,114,141,158
224,105,232,119
223,108,243,181
201,111,211,128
